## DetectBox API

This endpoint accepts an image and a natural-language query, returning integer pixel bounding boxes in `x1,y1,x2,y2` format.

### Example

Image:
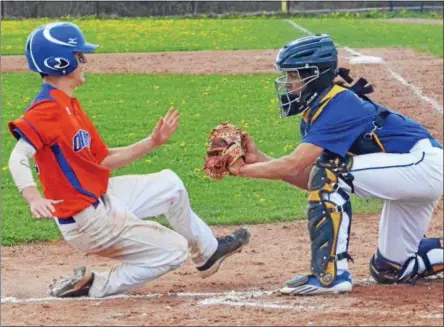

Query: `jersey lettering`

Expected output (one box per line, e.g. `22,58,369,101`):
73,129,91,152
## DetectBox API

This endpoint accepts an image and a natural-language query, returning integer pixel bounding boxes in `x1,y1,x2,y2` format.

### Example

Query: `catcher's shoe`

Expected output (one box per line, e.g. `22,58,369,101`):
48,266,95,298
280,271,352,296
197,227,251,278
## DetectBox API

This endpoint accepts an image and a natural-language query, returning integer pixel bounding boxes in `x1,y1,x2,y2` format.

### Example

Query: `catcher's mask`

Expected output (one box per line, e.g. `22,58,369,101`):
275,34,338,118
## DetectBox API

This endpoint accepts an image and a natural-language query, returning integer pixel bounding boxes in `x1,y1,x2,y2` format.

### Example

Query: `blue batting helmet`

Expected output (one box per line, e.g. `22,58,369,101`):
274,34,338,117
25,22,98,76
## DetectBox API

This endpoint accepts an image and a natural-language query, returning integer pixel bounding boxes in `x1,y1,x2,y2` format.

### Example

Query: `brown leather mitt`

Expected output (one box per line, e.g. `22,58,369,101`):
204,123,245,180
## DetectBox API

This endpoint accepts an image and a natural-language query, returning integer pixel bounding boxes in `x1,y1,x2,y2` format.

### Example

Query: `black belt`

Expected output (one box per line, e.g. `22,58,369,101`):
57,199,101,225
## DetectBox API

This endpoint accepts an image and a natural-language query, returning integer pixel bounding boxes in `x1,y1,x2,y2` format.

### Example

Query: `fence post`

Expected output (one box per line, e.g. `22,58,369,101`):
282,0,288,14
389,1,393,12
1,1,4,19
420,2,424,13
192,1,198,16
96,1,100,18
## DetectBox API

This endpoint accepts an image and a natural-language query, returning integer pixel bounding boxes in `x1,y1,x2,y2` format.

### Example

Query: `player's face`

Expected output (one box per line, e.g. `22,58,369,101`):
284,71,304,96
69,53,87,87
285,71,303,95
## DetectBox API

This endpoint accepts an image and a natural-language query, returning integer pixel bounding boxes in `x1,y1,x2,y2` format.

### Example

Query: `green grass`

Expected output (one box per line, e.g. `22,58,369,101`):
1,73,382,245
2,17,442,57
291,9,443,20
1,18,305,55
293,18,444,57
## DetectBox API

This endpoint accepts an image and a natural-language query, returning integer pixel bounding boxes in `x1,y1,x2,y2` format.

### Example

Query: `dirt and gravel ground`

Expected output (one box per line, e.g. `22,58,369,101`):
1,47,443,326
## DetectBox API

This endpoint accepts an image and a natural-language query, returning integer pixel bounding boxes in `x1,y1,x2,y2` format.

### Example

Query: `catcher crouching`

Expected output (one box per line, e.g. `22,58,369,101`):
225,34,443,295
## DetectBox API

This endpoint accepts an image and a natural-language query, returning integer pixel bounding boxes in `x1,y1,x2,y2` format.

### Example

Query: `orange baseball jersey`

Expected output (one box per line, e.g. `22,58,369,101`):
9,84,110,218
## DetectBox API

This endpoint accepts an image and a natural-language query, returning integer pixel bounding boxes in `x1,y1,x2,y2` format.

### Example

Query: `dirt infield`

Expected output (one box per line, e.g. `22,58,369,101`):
1,48,443,326
2,212,443,326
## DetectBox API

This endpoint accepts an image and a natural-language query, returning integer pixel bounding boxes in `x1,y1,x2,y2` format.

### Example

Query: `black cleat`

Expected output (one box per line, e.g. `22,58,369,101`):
197,227,251,278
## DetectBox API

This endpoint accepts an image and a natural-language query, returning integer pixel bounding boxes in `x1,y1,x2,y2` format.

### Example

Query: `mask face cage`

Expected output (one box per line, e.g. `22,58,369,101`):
274,65,320,118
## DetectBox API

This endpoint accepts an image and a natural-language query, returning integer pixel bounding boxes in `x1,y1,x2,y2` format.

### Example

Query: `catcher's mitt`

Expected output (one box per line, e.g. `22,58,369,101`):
204,123,245,180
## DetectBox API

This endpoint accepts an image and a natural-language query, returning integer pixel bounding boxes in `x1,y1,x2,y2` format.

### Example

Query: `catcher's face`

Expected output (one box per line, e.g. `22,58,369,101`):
274,66,320,118
283,71,304,93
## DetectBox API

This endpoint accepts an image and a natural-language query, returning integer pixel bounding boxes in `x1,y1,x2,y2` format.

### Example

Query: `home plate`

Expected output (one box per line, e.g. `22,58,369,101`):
349,56,384,65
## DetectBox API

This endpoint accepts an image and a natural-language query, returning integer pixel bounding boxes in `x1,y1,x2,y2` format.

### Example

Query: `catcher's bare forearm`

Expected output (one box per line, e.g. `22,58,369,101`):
248,149,311,189
238,155,301,180
102,137,157,170
255,151,274,163
238,143,323,181
281,164,312,190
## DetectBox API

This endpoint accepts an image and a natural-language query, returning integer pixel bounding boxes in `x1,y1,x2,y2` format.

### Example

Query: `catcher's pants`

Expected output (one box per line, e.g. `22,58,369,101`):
56,169,218,298
335,138,443,270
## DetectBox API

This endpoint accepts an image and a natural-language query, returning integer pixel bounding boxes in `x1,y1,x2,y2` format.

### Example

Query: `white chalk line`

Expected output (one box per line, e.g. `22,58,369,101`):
0,278,377,306
285,20,443,115
2,275,442,311
285,19,314,36
199,275,442,311
200,297,293,310
198,290,332,310
387,69,443,114
343,47,364,57
0,289,276,305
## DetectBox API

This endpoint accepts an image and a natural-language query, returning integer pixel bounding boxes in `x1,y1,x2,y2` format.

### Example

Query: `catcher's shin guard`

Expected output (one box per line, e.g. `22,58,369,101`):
370,238,444,284
307,152,354,287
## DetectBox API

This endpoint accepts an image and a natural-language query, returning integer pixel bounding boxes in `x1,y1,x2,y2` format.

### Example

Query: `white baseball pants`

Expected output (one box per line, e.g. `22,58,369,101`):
56,169,218,298
334,138,443,273
351,138,443,262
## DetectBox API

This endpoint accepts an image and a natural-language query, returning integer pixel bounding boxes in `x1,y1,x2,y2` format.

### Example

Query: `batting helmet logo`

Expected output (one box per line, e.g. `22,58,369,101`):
68,38,78,45
43,57,70,70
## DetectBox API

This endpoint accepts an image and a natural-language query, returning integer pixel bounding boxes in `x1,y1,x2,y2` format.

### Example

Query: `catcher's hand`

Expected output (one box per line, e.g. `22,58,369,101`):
204,123,246,180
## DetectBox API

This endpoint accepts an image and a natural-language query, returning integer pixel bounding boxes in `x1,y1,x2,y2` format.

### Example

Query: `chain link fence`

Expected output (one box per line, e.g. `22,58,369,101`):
1,1,443,19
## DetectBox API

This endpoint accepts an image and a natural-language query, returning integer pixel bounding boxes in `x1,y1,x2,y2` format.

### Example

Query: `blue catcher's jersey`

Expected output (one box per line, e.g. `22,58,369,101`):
300,85,436,158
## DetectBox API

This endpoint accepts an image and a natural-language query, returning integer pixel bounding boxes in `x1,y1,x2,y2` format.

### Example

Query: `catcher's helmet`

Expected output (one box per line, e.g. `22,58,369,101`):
25,22,98,76
274,34,338,118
